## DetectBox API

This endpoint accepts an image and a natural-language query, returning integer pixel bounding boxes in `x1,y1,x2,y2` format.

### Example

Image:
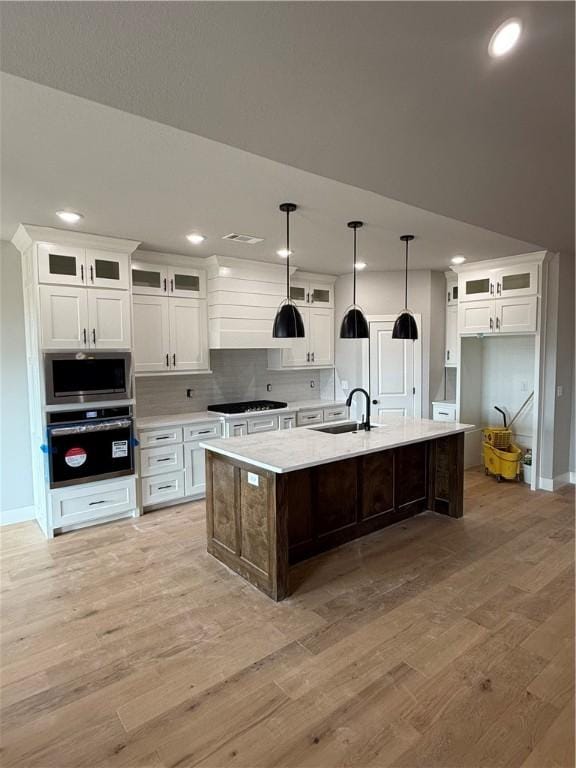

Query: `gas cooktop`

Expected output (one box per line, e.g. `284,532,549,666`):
207,400,288,415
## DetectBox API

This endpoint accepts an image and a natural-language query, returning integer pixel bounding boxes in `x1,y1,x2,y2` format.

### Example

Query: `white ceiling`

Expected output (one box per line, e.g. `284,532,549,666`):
1,74,539,275
0,1,573,257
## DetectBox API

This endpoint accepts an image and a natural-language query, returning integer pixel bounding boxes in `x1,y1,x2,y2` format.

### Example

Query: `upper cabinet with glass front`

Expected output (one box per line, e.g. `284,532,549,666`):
131,261,206,298
37,243,129,290
458,259,540,304
289,274,334,308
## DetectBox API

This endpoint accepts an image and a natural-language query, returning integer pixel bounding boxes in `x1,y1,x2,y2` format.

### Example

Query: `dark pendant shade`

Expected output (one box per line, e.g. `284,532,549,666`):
340,306,369,339
392,310,419,340
273,301,305,338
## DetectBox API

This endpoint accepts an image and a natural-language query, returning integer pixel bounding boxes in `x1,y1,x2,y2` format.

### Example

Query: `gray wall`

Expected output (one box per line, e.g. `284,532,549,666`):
0,240,33,517
553,252,575,478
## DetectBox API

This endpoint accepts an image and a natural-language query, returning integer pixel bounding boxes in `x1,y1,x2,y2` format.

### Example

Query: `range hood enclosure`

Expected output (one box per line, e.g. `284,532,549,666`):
207,255,295,349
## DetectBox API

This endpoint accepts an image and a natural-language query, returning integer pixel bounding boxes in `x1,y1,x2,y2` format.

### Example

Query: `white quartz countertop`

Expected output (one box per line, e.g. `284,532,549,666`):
136,400,346,429
200,418,475,474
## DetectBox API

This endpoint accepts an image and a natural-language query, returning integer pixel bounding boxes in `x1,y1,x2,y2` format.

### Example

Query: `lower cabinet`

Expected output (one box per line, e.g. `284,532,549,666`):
141,471,186,506
184,442,206,497
51,476,136,529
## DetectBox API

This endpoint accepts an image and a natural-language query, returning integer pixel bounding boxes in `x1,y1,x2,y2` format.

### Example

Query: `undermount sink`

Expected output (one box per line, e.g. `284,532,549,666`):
310,422,379,435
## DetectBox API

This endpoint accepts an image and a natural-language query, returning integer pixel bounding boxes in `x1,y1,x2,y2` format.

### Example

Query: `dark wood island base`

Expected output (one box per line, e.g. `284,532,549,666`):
205,433,464,600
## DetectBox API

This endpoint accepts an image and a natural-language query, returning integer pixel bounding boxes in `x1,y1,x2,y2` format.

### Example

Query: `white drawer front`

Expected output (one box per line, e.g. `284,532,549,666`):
297,409,323,426
323,406,348,423
432,404,457,422
280,413,296,430
139,427,183,448
140,444,183,477
226,420,248,437
142,471,185,506
52,478,136,526
247,415,279,434
183,422,221,442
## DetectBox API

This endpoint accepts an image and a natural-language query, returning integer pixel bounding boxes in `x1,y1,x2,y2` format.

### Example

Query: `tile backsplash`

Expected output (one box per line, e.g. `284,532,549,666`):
136,349,335,417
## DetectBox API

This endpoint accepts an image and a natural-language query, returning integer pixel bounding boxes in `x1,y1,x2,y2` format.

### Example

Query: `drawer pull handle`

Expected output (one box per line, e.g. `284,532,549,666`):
438,412,449,416
156,457,172,462
89,500,107,506
154,436,170,440
198,430,212,434
157,484,173,490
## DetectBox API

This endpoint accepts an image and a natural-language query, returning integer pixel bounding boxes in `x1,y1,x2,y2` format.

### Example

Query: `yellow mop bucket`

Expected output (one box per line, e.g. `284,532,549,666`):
482,405,523,482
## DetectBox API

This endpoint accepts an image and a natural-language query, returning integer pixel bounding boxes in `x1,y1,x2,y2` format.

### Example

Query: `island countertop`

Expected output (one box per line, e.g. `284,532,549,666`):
200,417,474,474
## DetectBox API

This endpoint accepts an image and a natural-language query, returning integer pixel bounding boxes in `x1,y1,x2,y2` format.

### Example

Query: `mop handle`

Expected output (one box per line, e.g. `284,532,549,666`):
494,406,507,428
508,391,534,429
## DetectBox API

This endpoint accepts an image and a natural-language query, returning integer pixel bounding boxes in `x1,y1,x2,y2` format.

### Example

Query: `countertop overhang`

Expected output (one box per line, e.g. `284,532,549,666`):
200,418,475,473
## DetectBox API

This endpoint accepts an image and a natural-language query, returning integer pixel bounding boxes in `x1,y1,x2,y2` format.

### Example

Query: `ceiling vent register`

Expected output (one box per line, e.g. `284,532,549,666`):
222,233,264,244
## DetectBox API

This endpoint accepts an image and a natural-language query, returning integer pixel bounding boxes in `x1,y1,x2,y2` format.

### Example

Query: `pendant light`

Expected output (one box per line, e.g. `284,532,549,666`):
272,203,305,338
340,221,369,339
392,234,418,340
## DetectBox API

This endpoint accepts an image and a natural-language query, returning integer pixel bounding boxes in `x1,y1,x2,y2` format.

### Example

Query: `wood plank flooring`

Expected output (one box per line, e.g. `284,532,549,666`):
0,468,574,767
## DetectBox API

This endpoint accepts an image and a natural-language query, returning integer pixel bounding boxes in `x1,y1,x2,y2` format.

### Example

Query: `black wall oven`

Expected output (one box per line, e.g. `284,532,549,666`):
44,351,132,405
47,407,135,488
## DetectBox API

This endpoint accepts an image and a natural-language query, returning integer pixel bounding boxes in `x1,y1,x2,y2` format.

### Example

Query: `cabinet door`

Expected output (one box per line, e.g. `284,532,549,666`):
85,250,129,290
281,308,310,367
228,420,248,437
458,300,494,335
460,270,495,302
309,281,334,308
445,304,458,366
87,290,131,349
39,285,89,349
446,277,459,306
497,296,537,334
309,307,334,366
131,262,168,296
289,280,308,307
280,414,296,429
37,244,86,286
132,296,171,372
168,298,209,371
184,443,207,497
495,264,539,299
168,267,206,299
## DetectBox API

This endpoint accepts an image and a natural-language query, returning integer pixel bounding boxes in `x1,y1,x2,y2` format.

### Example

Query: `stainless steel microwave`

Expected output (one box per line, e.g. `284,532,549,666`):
44,351,132,405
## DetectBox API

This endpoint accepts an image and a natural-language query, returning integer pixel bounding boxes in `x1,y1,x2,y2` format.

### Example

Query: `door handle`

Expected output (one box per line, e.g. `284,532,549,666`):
490,317,494,331
166,353,170,367
496,317,500,330
490,282,494,295
80,264,84,282
372,400,378,405
306,352,310,362
173,353,176,367
90,265,94,283
170,279,174,293
497,282,501,295
92,329,96,344
163,277,167,293
447,350,450,360
83,328,87,345
311,352,315,362
306,292,310,303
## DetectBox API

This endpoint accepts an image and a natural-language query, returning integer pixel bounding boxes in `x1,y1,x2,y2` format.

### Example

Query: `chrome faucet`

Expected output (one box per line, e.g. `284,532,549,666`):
345,388,371,431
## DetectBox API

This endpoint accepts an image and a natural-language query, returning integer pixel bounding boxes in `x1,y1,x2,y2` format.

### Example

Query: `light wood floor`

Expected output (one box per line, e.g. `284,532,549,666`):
1,468,574,768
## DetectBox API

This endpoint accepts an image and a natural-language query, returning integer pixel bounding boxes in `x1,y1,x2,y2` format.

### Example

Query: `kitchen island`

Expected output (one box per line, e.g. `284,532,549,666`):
200,418,473,600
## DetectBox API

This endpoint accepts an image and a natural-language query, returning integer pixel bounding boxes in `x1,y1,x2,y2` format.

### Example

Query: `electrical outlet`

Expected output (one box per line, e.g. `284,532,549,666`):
186,388,194,398
266,383,272,392
557,385,564,397
310,380,315,389
341,380,349,390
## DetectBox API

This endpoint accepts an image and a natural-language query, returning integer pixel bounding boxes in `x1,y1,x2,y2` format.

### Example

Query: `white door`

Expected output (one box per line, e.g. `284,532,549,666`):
445,305,458,366
281,308,310,367
309,307,334,366
131,262,169,296
168,298,209,371
184,443,206,497
458,300,494,335
369,319,420,421
87,289,131,349
168,267,206,299
39,285,89,349
37,244,86,286
494,264,539,299
460,270,495,302
497,296,537,334
85,250,130,290
132,295,170,372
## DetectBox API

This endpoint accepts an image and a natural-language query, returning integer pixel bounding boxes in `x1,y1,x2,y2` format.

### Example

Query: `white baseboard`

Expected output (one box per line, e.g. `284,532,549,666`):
0,504,36,526
538,474,574,492
571,471,576,484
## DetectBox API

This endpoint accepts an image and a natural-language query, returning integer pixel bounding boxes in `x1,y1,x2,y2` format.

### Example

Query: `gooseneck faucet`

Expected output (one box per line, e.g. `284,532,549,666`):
346,388,371,431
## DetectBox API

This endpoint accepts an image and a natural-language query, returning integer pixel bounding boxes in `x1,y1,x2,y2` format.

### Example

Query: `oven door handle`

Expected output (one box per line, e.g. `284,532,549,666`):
49,420,132,436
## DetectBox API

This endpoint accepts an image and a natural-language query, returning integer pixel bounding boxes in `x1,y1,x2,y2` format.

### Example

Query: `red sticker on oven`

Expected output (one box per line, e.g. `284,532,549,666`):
64,447,87,468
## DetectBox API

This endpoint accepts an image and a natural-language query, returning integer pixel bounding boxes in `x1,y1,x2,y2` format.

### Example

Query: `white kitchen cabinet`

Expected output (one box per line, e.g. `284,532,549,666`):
139,426,183,448
183,423,221,441
167,267,206,299
432,402,457,422
51,476,136,528
289,278,334,308
133,296,171,372
297,408,323,426
459,300,494,335
169,298,209,371
141,472,186,507
247,415,279,434
280,413,296,429
445,304,459,366
87,289,131,349
273,307,334,369
494,264,539,299
85,250,130,290
323,405,348,422
226,420,248,437
497,296,538,334
140,444,184,477
131,262,168,295
446,274,459,306
280,322,309,367
37,243,86,286
460,270,495,303
39,285,89,349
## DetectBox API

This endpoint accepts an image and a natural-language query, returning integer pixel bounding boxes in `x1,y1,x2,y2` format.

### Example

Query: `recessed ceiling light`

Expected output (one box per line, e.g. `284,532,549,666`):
489,19,522,58
56,210,83,224
355,261,367,270
186,233,206,245
276,248,292,258
451,255,467,265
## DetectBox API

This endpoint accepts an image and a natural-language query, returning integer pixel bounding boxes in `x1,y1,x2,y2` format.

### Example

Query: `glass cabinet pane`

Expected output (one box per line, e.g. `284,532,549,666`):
173,273,200,293
453,285,459,300
502,273,530,291
95,259,120,281
132,268,162,289
290,286,306,302
465,278,490,296
49,253,77,277
311,288,330,304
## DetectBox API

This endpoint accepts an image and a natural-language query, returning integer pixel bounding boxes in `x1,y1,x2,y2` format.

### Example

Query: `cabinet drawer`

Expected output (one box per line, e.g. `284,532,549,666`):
51,477,136,526
139,426,183,448
142,471,185,506
432,404,457,422
297,409,323,426
183,422,221,442
247,415,279,434
140,444,183,476
323,406,348,422
227,420,248,437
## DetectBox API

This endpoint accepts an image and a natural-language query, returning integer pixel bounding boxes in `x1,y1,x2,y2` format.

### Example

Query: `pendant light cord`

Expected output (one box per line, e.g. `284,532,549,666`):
352,226,357,306
404,239,408,309
286,208,290,301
